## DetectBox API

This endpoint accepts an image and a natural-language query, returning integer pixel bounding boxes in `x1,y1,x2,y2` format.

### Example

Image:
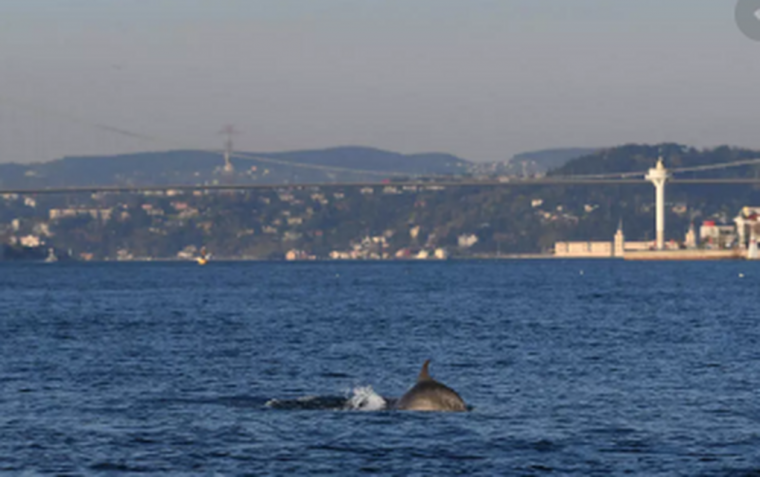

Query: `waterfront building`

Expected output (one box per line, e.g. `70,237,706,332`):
614,222,625,257
734,207,760,249
685,224,697,249
434,248,449,260
19,235,42,248
700,221,736,248
556,205,760,259
554,240,615,258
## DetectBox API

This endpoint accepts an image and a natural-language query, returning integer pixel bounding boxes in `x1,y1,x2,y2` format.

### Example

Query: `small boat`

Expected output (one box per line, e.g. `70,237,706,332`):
44,248,58,263
196,246,211,265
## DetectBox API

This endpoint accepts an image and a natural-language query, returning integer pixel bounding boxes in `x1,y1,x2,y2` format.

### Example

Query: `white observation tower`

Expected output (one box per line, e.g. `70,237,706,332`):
645,157,671,251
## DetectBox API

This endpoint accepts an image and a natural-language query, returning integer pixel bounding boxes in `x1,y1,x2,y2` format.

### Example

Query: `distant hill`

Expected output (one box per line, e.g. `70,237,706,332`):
550,143,760,178
511,148,598,175
0,146,472,189
468,148,597,177
261,147,468,174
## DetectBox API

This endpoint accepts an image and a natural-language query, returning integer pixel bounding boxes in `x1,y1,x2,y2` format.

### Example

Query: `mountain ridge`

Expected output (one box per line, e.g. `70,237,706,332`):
0,146,473,188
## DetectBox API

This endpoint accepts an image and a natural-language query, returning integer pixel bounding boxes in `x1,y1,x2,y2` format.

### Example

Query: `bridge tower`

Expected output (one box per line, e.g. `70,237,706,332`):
645,157,671,251
219,125,238,174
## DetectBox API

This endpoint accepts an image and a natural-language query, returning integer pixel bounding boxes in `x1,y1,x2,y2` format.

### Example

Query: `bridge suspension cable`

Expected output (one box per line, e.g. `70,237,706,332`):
668,157,760,174
557,157,760,180
3,96,760,182
0,96,427,178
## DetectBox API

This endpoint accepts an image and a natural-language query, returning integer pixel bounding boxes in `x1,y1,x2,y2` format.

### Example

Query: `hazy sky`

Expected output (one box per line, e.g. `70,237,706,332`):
0,0,758,163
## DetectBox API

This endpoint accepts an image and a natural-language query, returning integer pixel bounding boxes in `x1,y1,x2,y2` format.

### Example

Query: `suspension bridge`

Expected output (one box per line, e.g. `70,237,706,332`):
2,96,760,195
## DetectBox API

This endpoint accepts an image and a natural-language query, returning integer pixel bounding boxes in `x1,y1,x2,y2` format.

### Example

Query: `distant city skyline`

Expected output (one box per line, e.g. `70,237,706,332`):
0,0,758,164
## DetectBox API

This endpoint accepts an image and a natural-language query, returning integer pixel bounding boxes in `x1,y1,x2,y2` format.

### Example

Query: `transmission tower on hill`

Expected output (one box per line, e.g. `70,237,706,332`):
219,125,238,174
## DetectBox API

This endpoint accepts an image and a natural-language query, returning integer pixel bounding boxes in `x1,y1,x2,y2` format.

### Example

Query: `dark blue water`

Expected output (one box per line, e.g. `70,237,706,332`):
2,261,760,475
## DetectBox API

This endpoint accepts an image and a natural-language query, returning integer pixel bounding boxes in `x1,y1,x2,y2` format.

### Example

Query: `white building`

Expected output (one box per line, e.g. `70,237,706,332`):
734,207,760,249
49,208,113,221
19,235,42,248
554,222,672,258
700,220,736,248
554,241,614,258
458,234,478,249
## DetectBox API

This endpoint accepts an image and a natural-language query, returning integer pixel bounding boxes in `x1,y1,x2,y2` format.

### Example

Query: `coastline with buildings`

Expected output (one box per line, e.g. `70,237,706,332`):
4,146,760,263
553,158,760,261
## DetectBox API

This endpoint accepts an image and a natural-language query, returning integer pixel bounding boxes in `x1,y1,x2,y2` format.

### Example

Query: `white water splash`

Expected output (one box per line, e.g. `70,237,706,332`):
345,386,387,411
264,387,388,411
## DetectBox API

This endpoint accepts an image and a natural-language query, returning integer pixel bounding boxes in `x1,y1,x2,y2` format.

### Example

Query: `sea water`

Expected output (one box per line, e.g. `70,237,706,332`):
1,260,760,475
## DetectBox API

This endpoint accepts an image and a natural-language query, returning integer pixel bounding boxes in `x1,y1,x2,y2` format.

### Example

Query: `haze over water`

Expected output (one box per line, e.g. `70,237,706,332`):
2,260,760,474
1,1,758,163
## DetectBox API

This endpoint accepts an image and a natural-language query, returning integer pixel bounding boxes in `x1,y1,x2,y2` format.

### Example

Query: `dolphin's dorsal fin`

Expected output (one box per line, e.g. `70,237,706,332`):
418,360,432,382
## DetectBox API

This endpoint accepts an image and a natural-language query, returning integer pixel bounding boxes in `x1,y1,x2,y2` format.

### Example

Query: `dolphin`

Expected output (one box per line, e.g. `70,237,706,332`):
395,360,467,412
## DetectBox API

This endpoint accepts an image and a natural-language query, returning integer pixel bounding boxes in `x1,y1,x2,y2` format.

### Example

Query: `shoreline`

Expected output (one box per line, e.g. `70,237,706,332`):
1,251,754,263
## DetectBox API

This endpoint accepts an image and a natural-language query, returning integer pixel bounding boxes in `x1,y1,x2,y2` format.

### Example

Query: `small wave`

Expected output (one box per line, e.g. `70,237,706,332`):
345,386,387,411
265,395,347,411
90,461,151,472
266,386,389,412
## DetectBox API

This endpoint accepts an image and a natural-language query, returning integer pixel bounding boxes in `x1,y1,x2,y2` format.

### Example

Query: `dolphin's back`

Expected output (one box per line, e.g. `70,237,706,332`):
396,380,467,412
396,360,467,412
